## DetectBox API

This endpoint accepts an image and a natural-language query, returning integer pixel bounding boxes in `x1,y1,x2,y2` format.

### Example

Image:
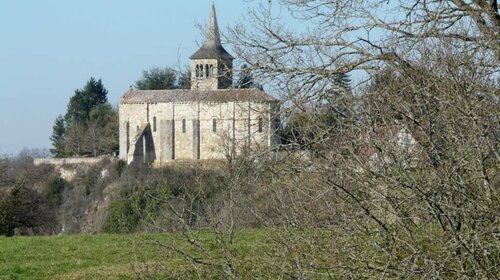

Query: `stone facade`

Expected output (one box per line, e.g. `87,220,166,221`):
119,3,279,165
119,100,278,164
191,58,233,91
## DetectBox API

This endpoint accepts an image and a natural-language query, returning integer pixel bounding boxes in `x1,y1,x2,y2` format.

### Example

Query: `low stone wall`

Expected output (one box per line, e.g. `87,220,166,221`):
34,157,115,166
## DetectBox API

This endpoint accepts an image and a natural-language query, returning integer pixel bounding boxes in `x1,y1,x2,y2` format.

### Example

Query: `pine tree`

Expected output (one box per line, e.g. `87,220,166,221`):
177,69,192,89
134,67,177,90
65,78,108,124
333,73,351,93
237,64,255,88
55,78,117,157
49,116,66,158
322,73,353,134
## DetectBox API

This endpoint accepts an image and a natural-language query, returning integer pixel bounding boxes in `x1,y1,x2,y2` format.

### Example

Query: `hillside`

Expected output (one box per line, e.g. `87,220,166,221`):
0,155,232,236
1,151,499,278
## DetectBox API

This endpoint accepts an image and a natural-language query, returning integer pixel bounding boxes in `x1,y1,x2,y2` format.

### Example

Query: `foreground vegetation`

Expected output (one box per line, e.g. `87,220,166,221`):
0,231,262,279
0,234,147,279
3,226,482,279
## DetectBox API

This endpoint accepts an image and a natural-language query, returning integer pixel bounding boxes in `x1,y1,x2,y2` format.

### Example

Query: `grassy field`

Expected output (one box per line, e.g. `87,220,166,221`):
0,230,276,280
0,234,158,279
1,227,484,279
0,231,270,279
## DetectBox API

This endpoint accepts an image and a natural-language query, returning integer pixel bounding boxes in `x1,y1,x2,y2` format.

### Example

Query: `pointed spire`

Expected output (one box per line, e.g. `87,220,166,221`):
204,1,222,47
190,1,233,60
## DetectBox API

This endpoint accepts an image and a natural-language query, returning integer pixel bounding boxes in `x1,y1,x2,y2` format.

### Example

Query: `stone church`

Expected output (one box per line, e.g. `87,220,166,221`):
119,3,279,165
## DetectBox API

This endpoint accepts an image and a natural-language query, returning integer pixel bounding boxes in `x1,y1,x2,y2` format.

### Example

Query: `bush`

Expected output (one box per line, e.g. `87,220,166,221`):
0,199,9,235
102,198,140,233
101,163,228,233
45,177,68,207
103,181,173,234
0,186,54,236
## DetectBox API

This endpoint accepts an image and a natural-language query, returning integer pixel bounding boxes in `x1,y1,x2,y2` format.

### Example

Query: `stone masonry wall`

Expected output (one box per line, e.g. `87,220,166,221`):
119,100,276,164
191,58,233,90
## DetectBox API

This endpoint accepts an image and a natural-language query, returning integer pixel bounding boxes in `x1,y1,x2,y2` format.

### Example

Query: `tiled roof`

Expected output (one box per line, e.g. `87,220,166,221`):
121,88,278,104
190,45,233,60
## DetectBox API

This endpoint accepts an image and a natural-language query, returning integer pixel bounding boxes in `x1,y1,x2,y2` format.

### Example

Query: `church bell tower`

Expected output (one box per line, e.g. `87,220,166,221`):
190,2,234,91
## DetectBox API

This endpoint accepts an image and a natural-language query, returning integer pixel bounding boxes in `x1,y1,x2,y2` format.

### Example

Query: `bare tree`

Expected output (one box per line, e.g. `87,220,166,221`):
215,0,498,278
129,1,499,278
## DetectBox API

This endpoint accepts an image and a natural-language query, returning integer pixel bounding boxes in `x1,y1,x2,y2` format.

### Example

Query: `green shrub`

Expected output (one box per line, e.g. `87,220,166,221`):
0,186,53,236
83,169,99,196
103,182,173,234
0,200,9,235
101,164,227,234
102,198,140,233
45,176,68,207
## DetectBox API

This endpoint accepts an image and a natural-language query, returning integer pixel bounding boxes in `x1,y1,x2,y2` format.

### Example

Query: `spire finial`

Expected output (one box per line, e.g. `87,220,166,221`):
204,0,221,47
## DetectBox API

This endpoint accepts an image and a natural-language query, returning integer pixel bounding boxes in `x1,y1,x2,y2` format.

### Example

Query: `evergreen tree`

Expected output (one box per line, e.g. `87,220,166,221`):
53,78,117,157
333,73,351,93
321,73,353,135
237,64,255,88
177,70,192,89
49,116,66,158
65,78,108,124
134,67,177,90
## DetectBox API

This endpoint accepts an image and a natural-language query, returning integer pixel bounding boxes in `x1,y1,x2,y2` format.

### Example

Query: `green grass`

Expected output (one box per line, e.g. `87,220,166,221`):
1,226,477,279
0,231,270,280
0,234,148,279
0,233,201,279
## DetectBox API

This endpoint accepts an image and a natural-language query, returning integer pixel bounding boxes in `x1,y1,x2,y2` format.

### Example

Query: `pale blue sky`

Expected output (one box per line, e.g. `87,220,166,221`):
0,0,258,155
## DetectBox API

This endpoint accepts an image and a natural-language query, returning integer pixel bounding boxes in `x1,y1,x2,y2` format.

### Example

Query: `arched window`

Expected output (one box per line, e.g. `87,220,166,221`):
212,118,217,133
205,64,209,77
258,117,263,133
153,117,157,132
182,119,186,133
209,65,214,77
195,65,200,78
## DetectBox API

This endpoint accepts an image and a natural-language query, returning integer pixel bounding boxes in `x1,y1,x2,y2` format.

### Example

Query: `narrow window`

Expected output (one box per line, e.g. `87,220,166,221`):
153,117,157,132
195,65,200,77
126,121,130,152
258,118,263,133
182,119,186,133
209,65,214,77
212,118,217,133
205,64,209,77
